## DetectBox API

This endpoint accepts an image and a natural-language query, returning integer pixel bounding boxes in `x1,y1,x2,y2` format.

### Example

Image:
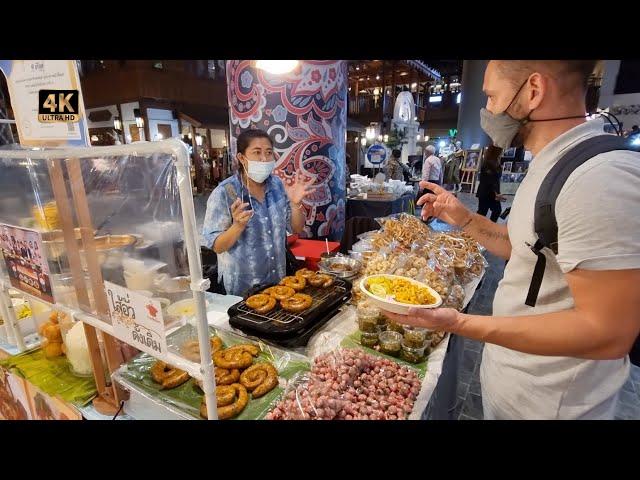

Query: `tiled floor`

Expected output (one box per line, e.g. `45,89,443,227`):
453,191,640,420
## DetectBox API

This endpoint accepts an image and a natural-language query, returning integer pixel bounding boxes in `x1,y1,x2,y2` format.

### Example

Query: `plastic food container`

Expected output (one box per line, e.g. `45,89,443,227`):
360,331,379,348
356,301,384,333
403,327,429,349
385,319,405,334
358,315,379,334
400,343,427,364
378,331,402,357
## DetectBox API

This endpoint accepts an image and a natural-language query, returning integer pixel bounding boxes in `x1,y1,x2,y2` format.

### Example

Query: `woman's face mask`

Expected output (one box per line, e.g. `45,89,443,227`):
239,141,275,184
245,159,275,183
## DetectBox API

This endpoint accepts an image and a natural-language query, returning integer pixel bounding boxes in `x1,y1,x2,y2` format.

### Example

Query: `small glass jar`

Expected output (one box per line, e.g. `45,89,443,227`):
403,326,429,349
357,301,383,334
400,343,427,364
360,331,379,348
378,331,402,357
386,320,405,334
358,315,379,334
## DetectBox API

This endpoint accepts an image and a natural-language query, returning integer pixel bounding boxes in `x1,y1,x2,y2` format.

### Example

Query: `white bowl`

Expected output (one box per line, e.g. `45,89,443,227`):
359,274,443,315
166,298,196,319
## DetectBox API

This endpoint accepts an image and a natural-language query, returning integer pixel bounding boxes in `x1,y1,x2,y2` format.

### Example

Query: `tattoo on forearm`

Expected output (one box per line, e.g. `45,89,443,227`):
476,226,509,241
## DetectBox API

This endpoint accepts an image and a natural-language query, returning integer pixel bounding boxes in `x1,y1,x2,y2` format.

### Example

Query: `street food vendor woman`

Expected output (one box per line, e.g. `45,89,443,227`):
202,129,316,297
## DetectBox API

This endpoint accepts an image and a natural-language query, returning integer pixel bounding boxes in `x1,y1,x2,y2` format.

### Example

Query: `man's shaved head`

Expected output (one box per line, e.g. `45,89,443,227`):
494,60,599,92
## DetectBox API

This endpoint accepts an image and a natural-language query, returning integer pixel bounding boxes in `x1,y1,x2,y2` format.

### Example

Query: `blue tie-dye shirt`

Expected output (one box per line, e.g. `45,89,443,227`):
201,173,292,297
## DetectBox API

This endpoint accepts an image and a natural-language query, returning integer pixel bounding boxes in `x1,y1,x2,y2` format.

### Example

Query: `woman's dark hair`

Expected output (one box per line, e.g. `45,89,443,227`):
236,129,273,155
482,145,503,174
392,149,401,158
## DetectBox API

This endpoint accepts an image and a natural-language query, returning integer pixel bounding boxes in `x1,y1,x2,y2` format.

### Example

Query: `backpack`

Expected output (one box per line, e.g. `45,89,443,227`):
526,134,639,366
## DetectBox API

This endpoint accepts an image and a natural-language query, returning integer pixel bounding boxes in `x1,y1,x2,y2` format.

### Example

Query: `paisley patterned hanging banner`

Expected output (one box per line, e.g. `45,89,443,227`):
226,60,347,240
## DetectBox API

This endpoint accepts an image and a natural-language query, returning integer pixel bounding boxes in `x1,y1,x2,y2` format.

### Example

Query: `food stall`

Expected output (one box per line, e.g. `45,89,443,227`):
0,140,485,420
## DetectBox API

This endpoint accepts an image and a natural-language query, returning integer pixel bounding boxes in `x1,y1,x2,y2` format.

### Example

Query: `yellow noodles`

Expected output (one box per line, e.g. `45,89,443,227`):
366,276,436,305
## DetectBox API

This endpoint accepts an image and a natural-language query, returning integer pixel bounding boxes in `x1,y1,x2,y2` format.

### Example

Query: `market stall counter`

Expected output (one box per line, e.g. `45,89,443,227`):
0,138,485,421
111,213,485,420
346,192,415,221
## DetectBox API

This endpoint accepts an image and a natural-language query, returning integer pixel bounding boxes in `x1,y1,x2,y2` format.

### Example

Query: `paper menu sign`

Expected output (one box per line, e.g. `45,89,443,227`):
104,281,167,357
0,223,54,304
0,60,90,147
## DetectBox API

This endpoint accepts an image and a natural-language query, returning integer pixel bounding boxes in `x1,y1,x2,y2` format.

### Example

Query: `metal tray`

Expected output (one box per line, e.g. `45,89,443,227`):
228,277,352,346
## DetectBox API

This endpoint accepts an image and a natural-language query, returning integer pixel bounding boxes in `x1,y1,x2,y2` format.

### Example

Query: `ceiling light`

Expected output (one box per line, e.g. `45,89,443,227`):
255,60,299,74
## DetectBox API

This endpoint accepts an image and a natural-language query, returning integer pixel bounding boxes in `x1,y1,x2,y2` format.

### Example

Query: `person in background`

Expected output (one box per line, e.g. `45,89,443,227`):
476,145,506,222
421,145,443,186
626,125,639,140
202,129,317,297
452,140,464,192
385,148,410,181
410,154,423,179
627,125,640,150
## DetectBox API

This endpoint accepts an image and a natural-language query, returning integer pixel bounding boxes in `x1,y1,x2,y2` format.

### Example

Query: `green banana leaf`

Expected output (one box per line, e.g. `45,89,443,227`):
0,348,97,406
115,325,310,420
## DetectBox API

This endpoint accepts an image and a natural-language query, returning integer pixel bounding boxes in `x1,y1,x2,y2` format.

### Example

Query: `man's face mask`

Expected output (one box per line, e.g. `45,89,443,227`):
480,78,532,150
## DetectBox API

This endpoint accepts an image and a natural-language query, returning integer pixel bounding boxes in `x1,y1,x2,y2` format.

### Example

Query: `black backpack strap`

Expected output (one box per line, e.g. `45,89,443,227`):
526,135,632,307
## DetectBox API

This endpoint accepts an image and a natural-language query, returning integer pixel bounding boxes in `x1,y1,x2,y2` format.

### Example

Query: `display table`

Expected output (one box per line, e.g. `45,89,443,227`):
346,192,414,221
196,271,483,420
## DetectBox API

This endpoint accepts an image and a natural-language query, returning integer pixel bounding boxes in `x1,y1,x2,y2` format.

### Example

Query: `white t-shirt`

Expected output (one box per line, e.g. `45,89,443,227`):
480,118,640,419
422,154,443,182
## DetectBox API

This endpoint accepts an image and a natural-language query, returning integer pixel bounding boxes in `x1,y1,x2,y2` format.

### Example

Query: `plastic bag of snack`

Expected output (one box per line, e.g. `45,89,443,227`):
442,278,465,311
265,348,421,420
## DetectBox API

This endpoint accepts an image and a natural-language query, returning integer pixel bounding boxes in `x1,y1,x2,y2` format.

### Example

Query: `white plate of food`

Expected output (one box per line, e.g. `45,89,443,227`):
360,274,443,315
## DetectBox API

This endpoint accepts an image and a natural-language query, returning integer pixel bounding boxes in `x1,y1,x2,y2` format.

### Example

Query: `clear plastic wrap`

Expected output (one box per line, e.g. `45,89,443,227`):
114,325,311,420
372,213,433,251
0,145,193,324
265,347,422,420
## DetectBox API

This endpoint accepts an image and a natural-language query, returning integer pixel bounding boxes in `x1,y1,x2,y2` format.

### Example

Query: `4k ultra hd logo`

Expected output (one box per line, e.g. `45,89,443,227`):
38,90,79,123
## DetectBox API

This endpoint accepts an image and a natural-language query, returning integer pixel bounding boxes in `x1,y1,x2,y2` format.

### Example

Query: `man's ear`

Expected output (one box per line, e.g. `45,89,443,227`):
528,73,546,111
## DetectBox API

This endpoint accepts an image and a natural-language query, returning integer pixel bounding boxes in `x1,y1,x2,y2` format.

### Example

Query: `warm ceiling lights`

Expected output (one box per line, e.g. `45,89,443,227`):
255,60,299,75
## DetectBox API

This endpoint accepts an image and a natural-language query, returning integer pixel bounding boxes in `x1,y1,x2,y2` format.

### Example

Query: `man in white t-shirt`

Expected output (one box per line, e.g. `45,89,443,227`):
422,145,443,184
384,60,640,419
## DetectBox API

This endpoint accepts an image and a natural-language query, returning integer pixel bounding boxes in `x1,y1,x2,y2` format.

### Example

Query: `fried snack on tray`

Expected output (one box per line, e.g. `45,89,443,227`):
280,293,313,313
195,367,242,388
308,273,334,288
263,285,296,300
240,362,279,398
246,293,277,314
295,268,316,279
215,367,241,386
150,361,190,389
213,344,259,369
280,275,307,291
200,383,249,419
180,336,224,362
